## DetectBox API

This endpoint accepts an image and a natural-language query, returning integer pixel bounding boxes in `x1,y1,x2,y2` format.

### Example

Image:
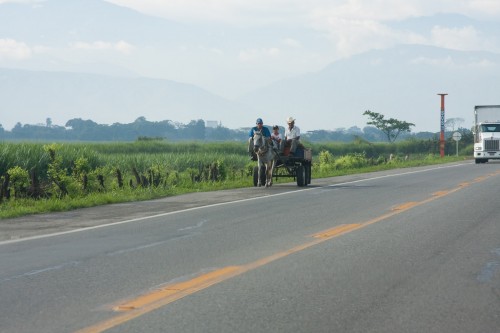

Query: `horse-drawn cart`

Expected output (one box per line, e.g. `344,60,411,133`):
253,147,312,187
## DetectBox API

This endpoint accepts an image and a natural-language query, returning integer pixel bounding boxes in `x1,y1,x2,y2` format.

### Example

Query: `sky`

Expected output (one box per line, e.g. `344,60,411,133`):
102,0,500,25
104,0,500,56
2,0,499,94
105,0,500,99
1,0,500,132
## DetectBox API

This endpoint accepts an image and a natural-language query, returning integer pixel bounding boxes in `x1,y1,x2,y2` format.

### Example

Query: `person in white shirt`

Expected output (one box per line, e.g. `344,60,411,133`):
284,116,300,156
270,125,282,151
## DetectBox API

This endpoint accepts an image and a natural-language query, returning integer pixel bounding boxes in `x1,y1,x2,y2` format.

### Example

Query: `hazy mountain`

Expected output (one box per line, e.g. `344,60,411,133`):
1,0,499,133
0,0,186,46
0,68,247,129
389,12,498,33
2,45,498,132
0,0,188,77
238,44,500,132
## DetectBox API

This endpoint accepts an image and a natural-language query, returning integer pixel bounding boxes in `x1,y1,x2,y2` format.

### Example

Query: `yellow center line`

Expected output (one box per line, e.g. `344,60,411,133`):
75,235,338,333
74,173,497,333
392,202,419,211
114,266,242,312
312,223,363,239
432,190,449,197
77,223,370,333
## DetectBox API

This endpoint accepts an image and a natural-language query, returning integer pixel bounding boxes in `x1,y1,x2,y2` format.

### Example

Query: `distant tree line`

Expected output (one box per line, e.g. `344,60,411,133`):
0,116,472,143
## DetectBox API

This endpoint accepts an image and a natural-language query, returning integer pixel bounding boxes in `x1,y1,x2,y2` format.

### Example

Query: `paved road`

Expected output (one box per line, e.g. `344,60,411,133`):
2,161,500,333
1,164,458,242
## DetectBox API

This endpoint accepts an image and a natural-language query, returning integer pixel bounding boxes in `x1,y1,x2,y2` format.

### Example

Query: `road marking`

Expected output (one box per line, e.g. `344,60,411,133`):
392,202,419,211
0,261,79,284
312,224,363,238
74,169,499,333
75,228,359,333
114,266,242,312
432,190,449,196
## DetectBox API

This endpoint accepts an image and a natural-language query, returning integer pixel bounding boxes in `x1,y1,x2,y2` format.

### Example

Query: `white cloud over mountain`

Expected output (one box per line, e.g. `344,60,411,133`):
70,41,134,53
0,39,32,60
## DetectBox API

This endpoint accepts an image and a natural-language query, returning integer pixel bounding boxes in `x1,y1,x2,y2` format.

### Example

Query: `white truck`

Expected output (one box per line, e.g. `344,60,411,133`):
474,105,500,164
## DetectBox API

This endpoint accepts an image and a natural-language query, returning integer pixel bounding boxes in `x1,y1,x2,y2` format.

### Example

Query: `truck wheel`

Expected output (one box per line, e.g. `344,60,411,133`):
296,165,306,187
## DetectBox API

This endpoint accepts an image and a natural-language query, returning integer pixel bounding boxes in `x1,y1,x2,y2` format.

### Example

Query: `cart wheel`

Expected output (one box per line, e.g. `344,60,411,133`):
305,163,311,185
296,165,306,186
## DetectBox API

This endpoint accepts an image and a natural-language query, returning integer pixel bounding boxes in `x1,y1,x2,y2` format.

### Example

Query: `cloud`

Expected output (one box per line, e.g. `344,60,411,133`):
430,25,495,51
308,14,408,58
103,0,500,61
409,56,456,67
106,0,326,25
0,0,41,3
0,39,32,60
238,47,280,63
282,38,302,48
410,55,498,69
70,41,134,54
467,0,500,17
104,0,500,25
309,0,423,22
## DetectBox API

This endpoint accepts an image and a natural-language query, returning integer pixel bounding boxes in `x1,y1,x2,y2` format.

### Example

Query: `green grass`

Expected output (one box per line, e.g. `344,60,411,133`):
0,140,470,219
0,151,467,219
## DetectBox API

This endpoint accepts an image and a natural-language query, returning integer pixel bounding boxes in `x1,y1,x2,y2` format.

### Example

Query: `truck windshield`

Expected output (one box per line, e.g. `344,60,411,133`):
481,124,500,132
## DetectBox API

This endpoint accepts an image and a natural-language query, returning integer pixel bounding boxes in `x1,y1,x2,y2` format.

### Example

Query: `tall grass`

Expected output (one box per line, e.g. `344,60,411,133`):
0,140,468,219
0,142,249,181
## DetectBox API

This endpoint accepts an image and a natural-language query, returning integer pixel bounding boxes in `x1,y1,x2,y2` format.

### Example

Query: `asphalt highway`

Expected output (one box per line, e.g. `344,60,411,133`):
1,161,500,332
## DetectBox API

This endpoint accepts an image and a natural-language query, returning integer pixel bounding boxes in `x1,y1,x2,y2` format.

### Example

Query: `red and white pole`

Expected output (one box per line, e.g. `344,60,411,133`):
438,93,448,158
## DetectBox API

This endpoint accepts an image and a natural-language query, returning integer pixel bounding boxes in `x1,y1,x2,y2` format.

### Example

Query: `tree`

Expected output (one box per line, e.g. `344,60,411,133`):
65,118,98,131
445,117,464,131
363,110,415,143
181,120,206,140
362,126,385,142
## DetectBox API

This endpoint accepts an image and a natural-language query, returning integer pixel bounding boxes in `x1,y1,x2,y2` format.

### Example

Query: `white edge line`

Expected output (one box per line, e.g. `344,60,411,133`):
0,163,470,246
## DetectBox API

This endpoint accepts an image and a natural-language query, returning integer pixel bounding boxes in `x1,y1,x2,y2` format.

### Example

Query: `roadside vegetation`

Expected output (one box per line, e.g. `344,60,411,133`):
0,139,471,219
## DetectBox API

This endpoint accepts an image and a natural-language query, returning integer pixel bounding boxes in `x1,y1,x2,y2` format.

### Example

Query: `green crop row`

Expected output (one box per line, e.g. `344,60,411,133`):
0,140,468,219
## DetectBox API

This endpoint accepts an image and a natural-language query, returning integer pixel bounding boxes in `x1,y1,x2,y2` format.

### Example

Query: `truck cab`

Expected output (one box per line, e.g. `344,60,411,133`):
474,105,500,164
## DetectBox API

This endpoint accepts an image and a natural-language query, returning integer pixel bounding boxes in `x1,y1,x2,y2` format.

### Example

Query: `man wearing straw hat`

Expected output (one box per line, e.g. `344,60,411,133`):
284,116,301,156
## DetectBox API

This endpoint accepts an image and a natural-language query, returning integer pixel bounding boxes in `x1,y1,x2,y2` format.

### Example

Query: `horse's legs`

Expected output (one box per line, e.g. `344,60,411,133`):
264,165,269,187
268,160,275,187
265,162,273,187
257,161,262,187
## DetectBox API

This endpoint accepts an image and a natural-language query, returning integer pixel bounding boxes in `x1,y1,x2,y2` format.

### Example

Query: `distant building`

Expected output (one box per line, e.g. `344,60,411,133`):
206,120,219,128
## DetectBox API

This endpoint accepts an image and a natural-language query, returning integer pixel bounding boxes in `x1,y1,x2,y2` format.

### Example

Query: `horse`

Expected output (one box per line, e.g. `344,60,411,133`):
252,130,278,187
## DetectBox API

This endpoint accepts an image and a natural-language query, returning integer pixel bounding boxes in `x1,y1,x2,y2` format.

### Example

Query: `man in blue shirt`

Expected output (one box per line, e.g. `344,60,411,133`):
248,118,271,160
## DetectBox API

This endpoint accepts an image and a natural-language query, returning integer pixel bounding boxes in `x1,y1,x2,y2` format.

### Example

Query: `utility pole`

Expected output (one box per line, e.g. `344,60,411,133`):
438,93,448,158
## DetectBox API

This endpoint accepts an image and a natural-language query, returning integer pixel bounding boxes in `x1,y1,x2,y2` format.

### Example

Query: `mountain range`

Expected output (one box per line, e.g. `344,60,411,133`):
238,44,500,132
1,0,499,133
